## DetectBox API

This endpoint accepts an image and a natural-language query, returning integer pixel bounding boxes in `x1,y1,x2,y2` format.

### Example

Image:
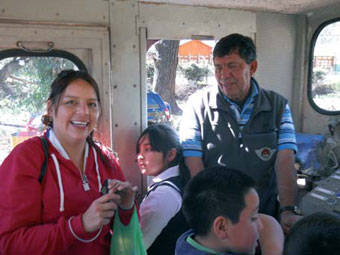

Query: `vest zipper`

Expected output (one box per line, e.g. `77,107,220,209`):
227,122,236,138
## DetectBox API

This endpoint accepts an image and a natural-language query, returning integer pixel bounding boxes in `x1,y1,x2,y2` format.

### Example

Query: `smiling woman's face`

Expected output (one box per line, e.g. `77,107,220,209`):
48,78,100,146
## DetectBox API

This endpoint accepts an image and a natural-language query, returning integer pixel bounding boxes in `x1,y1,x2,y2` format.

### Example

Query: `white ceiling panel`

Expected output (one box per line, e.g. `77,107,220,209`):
139,0,340,14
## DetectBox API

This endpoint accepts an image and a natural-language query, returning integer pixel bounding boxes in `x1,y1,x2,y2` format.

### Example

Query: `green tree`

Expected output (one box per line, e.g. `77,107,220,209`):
312,69,326,87
181,63,209,83
0,57,76,115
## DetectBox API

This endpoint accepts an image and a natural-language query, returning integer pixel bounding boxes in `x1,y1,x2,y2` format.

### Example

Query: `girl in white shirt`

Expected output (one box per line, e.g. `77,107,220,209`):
136,124,190,255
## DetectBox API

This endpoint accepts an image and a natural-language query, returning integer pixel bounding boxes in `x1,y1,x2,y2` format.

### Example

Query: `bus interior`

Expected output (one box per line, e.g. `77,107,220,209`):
1,0,340,215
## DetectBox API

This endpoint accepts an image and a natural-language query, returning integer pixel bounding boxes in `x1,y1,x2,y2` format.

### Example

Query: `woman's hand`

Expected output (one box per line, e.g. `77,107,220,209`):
82,192,120,233
107,179,137,210
81,180,136,233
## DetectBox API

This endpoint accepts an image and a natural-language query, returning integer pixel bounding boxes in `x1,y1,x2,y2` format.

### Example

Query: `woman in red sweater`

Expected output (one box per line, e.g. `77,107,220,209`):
0,70,135,254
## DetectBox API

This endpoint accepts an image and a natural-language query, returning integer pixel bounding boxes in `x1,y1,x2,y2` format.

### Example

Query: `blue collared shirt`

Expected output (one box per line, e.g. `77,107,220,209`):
180,80,297,157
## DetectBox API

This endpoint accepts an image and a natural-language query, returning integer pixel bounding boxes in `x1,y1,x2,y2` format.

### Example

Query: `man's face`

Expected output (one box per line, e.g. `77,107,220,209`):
227,188,262,255
214,52,257,102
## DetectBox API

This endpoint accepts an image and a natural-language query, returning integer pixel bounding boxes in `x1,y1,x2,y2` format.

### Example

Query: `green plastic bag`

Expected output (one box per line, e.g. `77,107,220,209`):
110,206,147,255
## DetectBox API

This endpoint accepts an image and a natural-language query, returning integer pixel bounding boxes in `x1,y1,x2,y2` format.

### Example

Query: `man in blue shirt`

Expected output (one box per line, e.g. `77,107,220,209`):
180,33,300,233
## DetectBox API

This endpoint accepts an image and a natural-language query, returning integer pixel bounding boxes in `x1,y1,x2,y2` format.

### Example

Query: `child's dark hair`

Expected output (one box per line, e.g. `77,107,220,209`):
182,166,256,236
136,123,190,183
284,212,340,255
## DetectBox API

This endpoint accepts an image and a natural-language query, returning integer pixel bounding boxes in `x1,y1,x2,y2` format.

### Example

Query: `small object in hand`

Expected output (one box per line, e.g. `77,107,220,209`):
101,179,110,195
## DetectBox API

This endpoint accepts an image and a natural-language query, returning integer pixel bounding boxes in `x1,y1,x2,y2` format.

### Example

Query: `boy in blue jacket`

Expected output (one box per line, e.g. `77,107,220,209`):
175,166,283,255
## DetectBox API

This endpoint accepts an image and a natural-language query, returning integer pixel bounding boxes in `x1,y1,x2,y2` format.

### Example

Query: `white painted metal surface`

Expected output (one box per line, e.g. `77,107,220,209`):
255,13,296,102
138,3,256,40
110,0,143,190
0,0,109,25
139,0,340,14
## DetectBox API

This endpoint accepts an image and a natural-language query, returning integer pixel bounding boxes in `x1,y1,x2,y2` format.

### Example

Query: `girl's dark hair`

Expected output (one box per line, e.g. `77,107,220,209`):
45,70,110,167
136,124,190,184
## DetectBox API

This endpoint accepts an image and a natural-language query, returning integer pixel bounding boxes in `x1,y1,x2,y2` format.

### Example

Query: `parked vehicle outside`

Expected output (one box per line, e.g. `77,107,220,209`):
147,91,171,124
26,113,44,133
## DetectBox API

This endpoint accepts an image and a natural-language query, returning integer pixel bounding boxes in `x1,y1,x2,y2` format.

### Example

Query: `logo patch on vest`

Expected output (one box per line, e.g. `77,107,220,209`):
255,147,276,161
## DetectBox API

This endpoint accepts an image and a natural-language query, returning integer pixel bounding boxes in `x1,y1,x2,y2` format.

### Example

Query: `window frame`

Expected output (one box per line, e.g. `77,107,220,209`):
0,48,87,72
307,17,340,115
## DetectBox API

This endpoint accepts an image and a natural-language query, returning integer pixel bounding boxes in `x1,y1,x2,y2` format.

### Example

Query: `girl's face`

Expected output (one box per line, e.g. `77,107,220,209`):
48,79,100,147
137,134,168,176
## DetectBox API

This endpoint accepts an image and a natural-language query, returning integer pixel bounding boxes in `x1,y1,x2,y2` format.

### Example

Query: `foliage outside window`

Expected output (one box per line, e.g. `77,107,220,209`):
146,40,216,129
0,57,77,114
0,52,82,164
179,63,209,83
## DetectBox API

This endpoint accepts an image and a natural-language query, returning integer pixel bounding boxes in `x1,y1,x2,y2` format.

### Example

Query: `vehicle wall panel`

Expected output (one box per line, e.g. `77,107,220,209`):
109,0,143,191
138,2,256,40
302,4,340,135
0,0,109,25
255,12,296,104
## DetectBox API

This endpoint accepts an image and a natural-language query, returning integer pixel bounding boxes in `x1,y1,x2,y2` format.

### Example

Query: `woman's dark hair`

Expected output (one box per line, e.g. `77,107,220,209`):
136,123,190,184
44,70,111,166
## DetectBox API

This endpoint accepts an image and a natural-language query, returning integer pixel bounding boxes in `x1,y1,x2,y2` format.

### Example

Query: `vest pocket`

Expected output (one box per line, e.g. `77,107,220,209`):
242,131,277,172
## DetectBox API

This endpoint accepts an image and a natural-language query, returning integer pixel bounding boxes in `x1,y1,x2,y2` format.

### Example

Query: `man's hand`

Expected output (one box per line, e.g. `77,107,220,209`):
185,157,204,177
275,149,300,233
259,214,284,255
280,211,303,234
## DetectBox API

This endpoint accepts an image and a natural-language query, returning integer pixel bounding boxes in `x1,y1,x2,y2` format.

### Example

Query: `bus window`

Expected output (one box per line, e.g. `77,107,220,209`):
0,51,85,164
146,39,216,129
308,19,340,114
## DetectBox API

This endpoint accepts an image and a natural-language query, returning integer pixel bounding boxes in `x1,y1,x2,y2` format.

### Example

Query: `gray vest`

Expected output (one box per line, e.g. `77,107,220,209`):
195,81,286,216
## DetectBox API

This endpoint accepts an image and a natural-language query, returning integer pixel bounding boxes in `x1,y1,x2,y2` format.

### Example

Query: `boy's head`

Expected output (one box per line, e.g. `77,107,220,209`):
284,212,340,255
182,166,262,254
